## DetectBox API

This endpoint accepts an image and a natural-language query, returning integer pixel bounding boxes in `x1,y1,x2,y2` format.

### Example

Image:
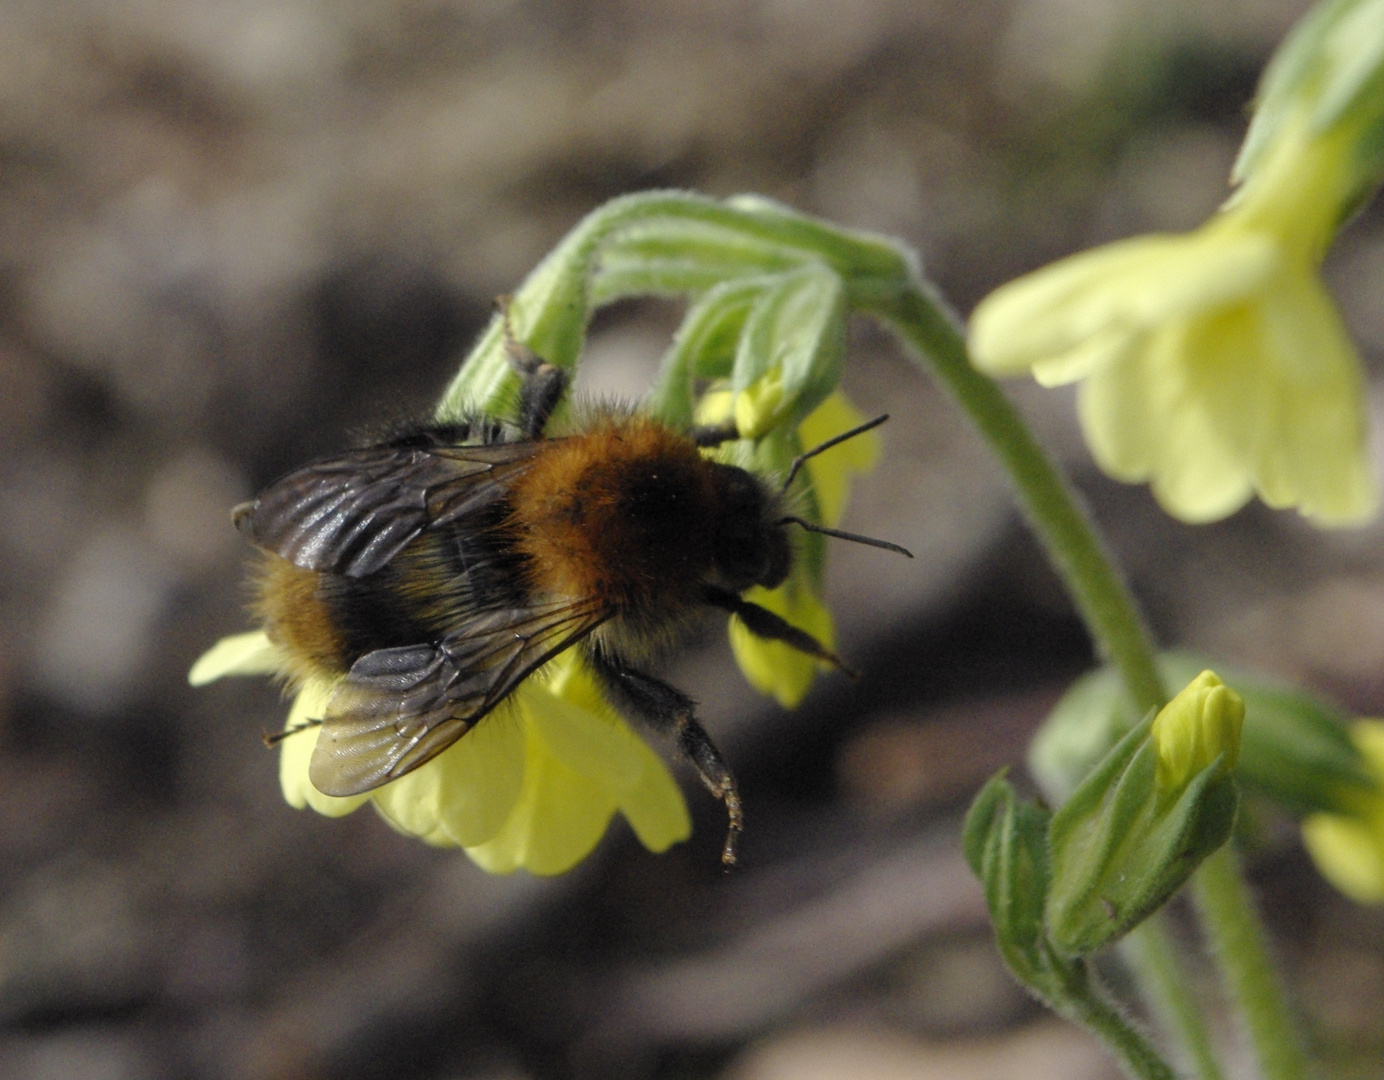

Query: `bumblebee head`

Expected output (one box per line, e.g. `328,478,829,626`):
708,464,792,592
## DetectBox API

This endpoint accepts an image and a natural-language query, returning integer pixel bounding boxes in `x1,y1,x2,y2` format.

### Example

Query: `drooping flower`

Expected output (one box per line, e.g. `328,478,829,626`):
1302,718,1384,904
970,112,1377,526
190,633,690,876
971,0,1384,529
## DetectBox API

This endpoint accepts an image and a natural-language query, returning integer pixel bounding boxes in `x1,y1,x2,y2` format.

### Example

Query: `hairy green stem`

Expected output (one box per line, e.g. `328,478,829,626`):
1064,974,1182,1080
1122,916,1227,1080
862,282,1167,715
1191,847,1310,1080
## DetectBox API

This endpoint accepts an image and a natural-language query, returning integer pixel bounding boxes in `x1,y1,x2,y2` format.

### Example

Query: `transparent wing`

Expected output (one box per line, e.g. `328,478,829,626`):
237,441,547,578
307,598,611,796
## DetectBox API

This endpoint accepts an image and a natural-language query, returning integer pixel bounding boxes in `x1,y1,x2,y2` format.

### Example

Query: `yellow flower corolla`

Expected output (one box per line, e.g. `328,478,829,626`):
970,115,1377,526
794,391,881,528
190,633,690,876
1302,718,1384,904
1149,670,1244,792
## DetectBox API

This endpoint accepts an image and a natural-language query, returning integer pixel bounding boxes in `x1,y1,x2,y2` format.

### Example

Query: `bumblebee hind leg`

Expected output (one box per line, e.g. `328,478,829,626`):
585,648,743,868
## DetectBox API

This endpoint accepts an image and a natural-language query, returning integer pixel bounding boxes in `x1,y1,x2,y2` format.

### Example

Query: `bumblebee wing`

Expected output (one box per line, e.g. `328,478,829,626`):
238,441,546,578
307,598,611,796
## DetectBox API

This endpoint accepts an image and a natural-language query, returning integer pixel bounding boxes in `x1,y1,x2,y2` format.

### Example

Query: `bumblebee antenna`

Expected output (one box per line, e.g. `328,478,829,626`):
782,414,890,492
780,516,913,558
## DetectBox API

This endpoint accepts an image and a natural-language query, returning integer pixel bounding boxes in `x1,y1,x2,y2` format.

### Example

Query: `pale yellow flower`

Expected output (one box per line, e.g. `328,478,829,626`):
190,634,690,876
970,114,1377,526
1302,718,1384,903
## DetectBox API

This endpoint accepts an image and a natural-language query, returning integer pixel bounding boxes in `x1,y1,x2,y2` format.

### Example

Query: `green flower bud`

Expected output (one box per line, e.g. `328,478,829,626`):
1032,652,1376,818
1045,672,1241,955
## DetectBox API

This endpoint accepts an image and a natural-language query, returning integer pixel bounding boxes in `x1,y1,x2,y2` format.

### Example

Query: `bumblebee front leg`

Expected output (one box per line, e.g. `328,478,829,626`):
586,648,743,867
703,586,860,679
497,296,568,438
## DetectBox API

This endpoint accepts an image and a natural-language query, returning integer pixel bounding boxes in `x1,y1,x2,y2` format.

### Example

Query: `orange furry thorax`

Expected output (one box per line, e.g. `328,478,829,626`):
507,415,720,614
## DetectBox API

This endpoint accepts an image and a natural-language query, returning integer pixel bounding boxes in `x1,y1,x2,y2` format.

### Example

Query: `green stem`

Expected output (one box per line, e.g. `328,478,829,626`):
1122,915,1226,1080
1191,847,1310,1080
1064,974,1182,1080
863,281,1166,714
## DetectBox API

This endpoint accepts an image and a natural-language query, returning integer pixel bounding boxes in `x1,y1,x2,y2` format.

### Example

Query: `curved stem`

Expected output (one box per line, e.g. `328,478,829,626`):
1191,847,1309,1080
1122,915,1226,1080
1064,975,1182,1080
863,280,1167,714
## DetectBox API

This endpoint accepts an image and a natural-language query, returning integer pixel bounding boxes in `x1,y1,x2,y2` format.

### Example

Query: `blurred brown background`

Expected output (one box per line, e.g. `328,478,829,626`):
2,1,1383,1077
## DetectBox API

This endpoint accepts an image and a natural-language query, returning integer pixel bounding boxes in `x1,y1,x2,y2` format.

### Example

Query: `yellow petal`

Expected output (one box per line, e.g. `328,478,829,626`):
189,631,281,685
370,705,527,847
728,585,834,708
612,732,692,853
278,680,370,817
1245,272,1377,524
735,369,787,440
970,232,1275,378
464,722,618,876
1302,720,1384,904
1302,813,1384,903
798,392,879,527
1149,670,1244,790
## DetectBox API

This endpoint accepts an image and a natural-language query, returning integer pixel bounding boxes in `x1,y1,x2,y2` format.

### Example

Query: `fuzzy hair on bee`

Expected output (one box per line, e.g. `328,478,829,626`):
237,325,905,866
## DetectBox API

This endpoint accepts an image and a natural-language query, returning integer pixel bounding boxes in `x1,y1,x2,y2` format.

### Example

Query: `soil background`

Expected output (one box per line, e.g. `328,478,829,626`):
1,2,1382,1078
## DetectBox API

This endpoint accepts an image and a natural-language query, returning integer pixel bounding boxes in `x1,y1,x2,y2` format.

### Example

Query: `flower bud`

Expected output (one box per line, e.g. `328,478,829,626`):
1044,672,1241,955
1033,653,1373,818
1150,671,1244,792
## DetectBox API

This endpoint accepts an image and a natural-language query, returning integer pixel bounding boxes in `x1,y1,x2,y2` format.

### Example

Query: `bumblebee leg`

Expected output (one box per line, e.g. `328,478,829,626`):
703,586,860,679
497,297,568,437
586,649,743,867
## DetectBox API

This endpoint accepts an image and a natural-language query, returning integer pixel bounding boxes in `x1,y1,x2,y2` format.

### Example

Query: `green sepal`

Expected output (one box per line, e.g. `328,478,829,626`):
645,277,771,426
1045,714,1239,955
963,772,1056,989
1235,0,1384,194
730,264,847,436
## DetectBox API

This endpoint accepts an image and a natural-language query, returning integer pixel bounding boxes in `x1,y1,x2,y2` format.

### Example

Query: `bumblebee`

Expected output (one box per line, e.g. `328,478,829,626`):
237,329,906,865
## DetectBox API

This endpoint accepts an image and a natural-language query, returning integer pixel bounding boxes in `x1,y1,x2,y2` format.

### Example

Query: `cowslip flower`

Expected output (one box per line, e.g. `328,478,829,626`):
970,110,1377,526
190,632,690,876
1302,718,1384,903
701,388,881,707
